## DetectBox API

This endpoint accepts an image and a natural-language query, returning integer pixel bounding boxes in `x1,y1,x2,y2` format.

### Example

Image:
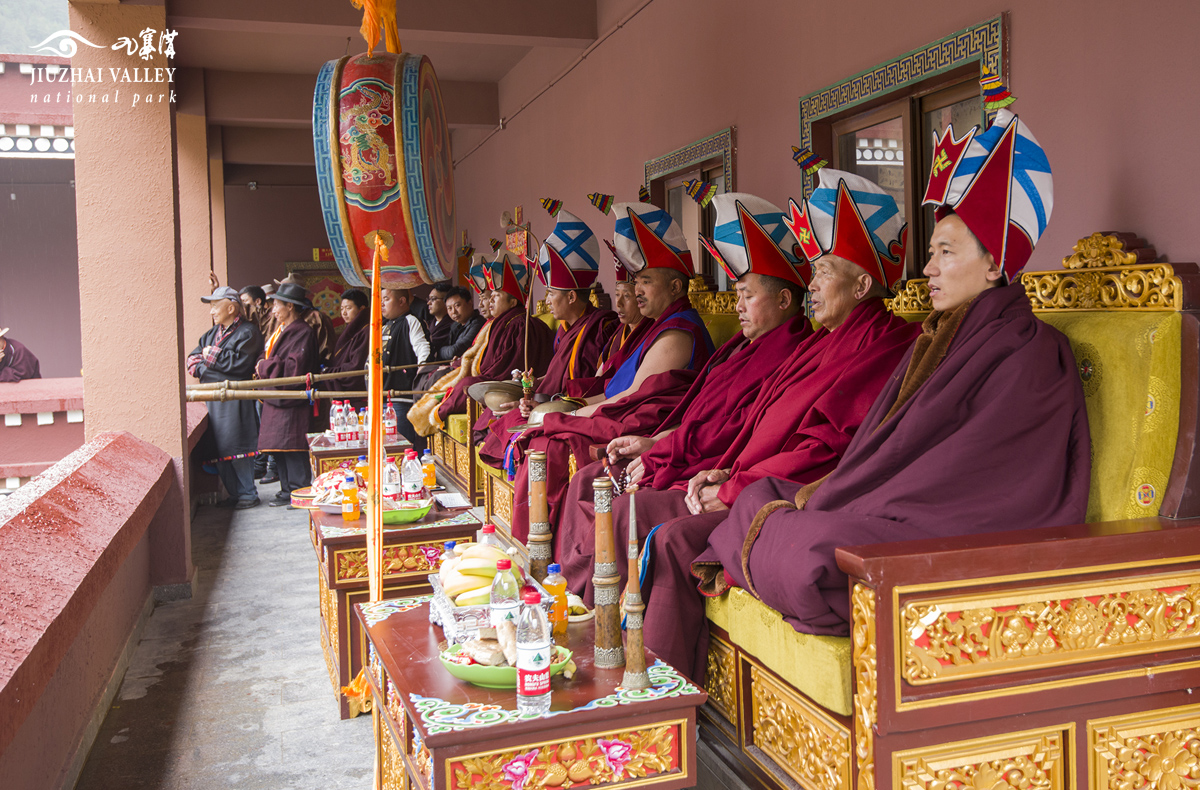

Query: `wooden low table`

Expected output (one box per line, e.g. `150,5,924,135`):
307,432,412,478
309,505,481,719
356,595,707,790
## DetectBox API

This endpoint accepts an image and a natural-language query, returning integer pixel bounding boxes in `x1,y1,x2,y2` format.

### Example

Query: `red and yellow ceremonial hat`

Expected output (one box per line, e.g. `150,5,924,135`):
921,71,1052,281
703,194,808,288
610,202,694,279
483,250,532,305
783,164,907,292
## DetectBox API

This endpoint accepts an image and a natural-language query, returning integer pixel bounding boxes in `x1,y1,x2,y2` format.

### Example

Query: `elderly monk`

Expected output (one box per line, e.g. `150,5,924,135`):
563,261,654,399
548,195,813,586
494,202,716,540
186,287,264,508
0,328,41,382
475,209,617,449
639,171,921,677
694,106,1090,649
423,251,554,434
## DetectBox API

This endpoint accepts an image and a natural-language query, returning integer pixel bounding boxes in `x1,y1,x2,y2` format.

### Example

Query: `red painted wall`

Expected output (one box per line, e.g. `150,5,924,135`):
0,158,82,378
450,0,1200,296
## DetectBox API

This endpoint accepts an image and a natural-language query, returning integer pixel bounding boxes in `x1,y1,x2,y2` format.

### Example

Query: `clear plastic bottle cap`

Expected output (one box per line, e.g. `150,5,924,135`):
522,589,541,604
547,563,561,574
496,558,511,570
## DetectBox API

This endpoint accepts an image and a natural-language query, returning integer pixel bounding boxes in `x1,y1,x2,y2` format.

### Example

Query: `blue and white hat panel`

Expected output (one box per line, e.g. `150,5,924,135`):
538,208,601,275
807,168,905,259
612,201,689,272
711,193,801,278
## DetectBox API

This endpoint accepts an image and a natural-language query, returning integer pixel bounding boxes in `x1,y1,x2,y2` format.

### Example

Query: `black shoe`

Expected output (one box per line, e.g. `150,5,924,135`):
235,498,261,510
260,473,279,484
269,499,290,507
215,497,238,508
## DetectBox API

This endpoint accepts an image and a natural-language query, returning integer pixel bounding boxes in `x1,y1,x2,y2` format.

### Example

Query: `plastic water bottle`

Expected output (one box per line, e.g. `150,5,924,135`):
333,404,347,446
516,587,553,715
383,401,398,441
440,541,457,569
341,474,360,521
401,449,424,500
489,558,521,628
542,563,569,647
480,523,499,547
358,408,368,443
422,449,437,488
382,456,402,503
329,400,342,437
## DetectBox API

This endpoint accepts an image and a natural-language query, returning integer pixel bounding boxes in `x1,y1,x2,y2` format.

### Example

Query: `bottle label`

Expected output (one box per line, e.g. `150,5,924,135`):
403,483,424,500
342,500,355,514
382,483,402,501
489,601,519,628
517,640,553,696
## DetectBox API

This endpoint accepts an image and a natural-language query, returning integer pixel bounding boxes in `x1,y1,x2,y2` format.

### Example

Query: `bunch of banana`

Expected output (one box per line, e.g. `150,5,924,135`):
438,543,526,606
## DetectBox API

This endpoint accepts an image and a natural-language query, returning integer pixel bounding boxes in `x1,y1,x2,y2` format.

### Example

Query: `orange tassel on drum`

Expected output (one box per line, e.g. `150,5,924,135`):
350,0,401,57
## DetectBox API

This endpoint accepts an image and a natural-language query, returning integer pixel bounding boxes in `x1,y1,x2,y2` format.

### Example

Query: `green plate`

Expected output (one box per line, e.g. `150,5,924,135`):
439,644,573,689
377,499,433,525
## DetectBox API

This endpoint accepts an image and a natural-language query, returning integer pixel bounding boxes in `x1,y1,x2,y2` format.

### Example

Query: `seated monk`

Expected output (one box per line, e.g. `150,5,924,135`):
639,168,921,678
321,288,370,412
549,195,815,595
693,106,1091,647
410,251,554,435
475,208,617,447
562,258,653,399
487,201,717,540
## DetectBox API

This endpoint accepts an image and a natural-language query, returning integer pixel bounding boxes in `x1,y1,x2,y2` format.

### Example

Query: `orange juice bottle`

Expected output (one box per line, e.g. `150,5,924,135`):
354,455,369,488
422,449,437,489
341,475,360,521
542,563,569,646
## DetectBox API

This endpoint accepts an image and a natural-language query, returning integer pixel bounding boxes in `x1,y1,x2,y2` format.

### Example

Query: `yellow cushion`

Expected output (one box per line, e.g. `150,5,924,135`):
1039,312,1180,521
706,588,852,716
537,312,558,330
475,447,506,480
701,313,742,350
445,413,470,445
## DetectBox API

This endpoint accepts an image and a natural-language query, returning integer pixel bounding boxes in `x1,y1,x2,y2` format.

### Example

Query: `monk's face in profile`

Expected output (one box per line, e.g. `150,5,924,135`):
809,256,875,331
735,273,797,341
340,297,364,324
381,289,411,320
545,288,580,322
613,283,639,325
634,268,685,320
925,214,1001,312
490,290,520,318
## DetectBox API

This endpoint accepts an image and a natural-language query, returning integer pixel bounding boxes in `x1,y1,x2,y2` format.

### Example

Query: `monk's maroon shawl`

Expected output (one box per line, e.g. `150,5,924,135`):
476,305,617,455
639,314,816,491
696,283,1092,636
323,309,370,395
562,318,655,399
715,299,920,504
257,320,319,452
0,337,41,382
436,305,554,421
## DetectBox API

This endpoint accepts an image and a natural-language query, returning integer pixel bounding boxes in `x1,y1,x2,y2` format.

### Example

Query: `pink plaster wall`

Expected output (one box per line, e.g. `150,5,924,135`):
451,0,1200,296
222,166,329,289
0,159,83,379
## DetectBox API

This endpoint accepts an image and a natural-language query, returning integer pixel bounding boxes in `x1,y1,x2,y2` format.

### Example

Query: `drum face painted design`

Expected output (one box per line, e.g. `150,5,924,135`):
314,52,456,289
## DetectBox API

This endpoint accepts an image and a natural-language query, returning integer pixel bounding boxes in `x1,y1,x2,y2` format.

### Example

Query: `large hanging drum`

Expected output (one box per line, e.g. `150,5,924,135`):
313,52,456,288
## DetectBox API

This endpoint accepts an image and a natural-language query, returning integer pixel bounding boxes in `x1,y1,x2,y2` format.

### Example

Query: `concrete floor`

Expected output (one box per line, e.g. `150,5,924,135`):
74,477,750,790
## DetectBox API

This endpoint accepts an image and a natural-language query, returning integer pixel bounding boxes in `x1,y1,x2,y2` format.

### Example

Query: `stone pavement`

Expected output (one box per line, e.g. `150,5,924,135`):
75,477,746,790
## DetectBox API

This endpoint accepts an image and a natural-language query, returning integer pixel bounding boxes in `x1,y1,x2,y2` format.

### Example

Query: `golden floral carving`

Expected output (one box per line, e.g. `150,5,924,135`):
456,442,472,476
690,290,739,315
381,717,409,790
449,723,681,790
704,637,737,724
852,583,878,790
750,664,851,790
336,543,442,582
902,577,1200,685
567,452,578,481
896,730,1066,790
1062,232,1140,269
1023,264,1182,312
490,476,514,528
1089,704,1200,790
886,279,933,317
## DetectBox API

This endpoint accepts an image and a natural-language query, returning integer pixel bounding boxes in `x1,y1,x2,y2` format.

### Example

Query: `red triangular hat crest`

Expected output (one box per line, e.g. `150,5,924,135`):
542,245,582,289
949,120,1019,279
922,123,977,207
699,236,736,281
604,239,633,282
828,181,890,290
735,201,807,288
628,210,693,278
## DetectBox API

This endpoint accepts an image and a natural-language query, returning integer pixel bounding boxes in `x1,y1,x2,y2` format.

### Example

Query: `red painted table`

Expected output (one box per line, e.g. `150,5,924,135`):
309,505,481,719
356,596,707,790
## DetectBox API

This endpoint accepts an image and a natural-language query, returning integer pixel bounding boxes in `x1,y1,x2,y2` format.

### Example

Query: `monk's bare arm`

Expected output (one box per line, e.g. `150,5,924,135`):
574,330,693,417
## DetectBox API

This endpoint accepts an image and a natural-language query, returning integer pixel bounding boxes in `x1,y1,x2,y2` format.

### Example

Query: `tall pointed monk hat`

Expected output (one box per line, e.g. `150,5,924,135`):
611,202,694,278
783,164,907,292
483,249,532,305
704,193,808,288
603,239,635,284
537,208,601,290
467,253,491,295
921,76,1052,281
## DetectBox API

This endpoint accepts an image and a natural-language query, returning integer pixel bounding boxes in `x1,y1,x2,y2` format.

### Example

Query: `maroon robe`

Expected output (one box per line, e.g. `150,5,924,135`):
257,320,319,452
695,283,1091,639
562,318,655,399
551,314,815,599
436,305,554,422
476,305,617,455
322,309,370,409
0,337,41,382
639,298,920,679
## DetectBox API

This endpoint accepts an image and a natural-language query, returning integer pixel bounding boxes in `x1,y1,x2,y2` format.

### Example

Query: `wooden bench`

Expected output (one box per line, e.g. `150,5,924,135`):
700,232,1200,790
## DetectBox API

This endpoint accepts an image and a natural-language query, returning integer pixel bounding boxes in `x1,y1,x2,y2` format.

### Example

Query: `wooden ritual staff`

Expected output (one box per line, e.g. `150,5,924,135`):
592,477,625,668
526,451,552,582
621,488,650,689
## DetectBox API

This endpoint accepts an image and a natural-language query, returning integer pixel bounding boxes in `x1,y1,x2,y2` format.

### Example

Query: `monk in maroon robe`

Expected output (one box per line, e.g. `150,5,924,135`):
0,331,41,382
562,272,653,399
322,289,370,411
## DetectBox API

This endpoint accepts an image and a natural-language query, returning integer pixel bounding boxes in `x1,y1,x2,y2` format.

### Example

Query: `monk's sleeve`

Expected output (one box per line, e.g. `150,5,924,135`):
718,434,841,505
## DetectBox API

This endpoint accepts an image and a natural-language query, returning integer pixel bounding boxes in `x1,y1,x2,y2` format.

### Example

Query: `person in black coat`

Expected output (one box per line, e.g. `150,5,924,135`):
186,287,265,508
256,283,319,505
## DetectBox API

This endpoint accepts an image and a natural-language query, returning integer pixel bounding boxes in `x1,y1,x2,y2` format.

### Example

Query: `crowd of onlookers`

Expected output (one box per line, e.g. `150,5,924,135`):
186,276,485,509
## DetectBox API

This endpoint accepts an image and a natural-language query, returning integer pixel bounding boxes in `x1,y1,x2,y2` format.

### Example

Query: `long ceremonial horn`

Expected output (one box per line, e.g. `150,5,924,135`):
185,388,431,403
187,363,427,390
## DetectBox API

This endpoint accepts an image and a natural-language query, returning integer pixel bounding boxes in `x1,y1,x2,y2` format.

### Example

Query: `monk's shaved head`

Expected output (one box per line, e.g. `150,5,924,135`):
634,268,688,320
808,256,885,331
735,273,803,342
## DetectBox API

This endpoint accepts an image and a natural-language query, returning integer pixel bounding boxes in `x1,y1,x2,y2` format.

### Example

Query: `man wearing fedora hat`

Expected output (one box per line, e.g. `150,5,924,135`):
0,328,41,383
275,274,335,367
186,287,264,508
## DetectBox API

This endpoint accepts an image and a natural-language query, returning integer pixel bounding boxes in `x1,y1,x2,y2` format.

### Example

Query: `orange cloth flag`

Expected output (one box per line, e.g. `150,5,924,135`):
350,0,401,57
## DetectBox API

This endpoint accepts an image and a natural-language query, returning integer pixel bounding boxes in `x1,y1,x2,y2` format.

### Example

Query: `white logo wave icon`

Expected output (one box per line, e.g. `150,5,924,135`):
32,30,106,58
